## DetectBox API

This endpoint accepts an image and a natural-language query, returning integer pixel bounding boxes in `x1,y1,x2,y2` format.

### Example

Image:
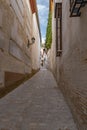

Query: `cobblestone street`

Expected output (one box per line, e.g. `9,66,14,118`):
0,69,77,130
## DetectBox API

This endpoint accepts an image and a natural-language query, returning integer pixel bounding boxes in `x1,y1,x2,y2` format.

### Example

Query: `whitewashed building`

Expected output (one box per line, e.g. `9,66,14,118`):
49,0,87,130
0,0,41,87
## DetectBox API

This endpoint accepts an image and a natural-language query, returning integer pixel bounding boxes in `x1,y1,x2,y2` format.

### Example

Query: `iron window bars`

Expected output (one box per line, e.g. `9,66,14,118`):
55,3,62,57
70,0,87,17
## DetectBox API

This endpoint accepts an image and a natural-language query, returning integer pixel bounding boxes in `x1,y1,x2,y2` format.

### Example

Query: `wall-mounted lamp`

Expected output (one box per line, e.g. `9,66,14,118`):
27,37,35,48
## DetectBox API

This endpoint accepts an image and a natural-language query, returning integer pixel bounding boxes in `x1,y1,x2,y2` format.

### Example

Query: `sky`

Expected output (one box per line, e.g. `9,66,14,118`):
36,0,49,43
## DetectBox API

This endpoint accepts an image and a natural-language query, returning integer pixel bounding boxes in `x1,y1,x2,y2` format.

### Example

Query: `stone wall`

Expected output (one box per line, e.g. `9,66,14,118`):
31,13,40,70
49,0,87,129
0,0,40,87
60,1,87,129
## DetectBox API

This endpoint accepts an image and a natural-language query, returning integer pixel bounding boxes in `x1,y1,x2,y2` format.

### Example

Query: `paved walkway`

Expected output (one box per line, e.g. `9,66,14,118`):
0,69,77,130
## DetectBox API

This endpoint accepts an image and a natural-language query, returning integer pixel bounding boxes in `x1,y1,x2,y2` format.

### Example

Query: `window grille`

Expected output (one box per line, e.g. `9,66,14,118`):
55,3,62,57
70,0,87,17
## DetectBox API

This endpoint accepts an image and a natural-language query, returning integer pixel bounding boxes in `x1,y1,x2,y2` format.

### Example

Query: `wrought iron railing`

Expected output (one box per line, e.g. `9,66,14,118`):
70,0,87,17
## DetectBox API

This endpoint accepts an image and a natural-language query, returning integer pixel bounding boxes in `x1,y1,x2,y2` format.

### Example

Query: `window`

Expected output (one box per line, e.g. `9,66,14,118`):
55,3,62,57
70,0,87,17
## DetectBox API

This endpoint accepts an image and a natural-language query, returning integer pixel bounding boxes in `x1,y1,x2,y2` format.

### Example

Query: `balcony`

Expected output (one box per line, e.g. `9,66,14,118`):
70,0,87,17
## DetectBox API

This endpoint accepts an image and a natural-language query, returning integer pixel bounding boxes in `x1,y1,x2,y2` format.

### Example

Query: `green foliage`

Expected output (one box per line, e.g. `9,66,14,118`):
45,12,52,49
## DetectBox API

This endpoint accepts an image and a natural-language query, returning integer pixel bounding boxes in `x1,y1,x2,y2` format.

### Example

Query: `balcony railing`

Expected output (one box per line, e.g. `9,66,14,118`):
70,0,87,17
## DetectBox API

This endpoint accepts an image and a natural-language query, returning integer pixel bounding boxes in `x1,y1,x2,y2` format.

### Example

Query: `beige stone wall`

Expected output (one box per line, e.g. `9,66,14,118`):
31,13,40,70
0,0,40,87
49,0,87,129
60,1,87,129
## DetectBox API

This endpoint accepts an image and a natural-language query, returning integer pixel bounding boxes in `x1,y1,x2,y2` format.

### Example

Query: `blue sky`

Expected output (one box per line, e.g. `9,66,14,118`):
37,0,49,43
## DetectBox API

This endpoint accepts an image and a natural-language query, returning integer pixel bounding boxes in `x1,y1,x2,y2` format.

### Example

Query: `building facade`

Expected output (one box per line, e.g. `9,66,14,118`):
0,0,41,88
49,0,87,130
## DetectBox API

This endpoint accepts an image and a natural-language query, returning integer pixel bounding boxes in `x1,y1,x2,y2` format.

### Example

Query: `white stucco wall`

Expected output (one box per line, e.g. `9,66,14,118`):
49,0,87,129
0,0,40,87
31,13,40,70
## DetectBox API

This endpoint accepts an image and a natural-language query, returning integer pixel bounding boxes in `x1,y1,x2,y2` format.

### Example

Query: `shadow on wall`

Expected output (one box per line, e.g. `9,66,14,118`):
0,69,39,99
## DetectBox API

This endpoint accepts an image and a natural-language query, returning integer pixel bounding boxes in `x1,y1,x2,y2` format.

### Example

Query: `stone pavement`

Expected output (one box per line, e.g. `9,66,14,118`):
0,69,77,130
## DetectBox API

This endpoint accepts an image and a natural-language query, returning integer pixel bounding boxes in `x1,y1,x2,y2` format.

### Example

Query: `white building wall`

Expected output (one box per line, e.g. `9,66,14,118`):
0,0,40,87
49,0,87,129
31,13,40,70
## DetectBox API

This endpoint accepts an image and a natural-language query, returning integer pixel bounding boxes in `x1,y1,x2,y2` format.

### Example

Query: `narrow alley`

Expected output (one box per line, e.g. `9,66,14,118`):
0,69,77,130
0,0,87,130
